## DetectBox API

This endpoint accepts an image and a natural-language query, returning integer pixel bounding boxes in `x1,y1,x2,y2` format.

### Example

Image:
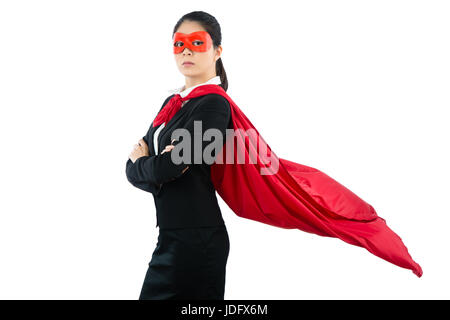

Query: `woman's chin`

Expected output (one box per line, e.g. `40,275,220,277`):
180,69,200,77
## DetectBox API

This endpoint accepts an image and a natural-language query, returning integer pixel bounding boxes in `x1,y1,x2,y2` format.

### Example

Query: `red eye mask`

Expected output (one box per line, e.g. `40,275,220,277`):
173,31,213,54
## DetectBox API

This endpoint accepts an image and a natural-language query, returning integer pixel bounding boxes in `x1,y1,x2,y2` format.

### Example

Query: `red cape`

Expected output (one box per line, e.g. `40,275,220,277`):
194,84,422,277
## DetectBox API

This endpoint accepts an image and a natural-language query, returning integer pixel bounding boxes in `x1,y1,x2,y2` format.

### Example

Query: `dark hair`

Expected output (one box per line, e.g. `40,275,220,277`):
172,11,228,92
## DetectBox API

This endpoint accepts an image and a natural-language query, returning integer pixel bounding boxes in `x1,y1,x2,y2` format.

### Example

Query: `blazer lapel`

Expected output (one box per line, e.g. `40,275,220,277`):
157,99,194,153
143,124,158,156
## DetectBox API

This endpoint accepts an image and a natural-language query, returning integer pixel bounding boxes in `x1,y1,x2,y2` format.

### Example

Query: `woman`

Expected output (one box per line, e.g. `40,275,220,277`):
126,10,422,300
125,11,231,300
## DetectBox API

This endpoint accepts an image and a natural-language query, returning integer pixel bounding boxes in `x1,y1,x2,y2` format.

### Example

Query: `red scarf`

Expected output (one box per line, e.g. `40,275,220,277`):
153,93,184,127
155,84,423,277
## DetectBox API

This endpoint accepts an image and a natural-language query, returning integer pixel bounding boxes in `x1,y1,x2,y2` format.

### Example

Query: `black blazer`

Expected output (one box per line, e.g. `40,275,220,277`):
126,93,232,229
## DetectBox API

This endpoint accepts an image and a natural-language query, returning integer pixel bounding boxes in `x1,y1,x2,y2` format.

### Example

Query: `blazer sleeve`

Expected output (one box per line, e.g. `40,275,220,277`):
126,94,231,186
125,95,174,194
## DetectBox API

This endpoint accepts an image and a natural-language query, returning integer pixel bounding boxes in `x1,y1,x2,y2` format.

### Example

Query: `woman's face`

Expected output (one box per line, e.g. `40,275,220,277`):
173,21,222,79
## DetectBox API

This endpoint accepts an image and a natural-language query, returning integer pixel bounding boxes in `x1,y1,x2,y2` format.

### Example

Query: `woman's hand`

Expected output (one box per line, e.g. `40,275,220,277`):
129,138,149,163
160,139,178,154
160,145,174,155
161,139,190,174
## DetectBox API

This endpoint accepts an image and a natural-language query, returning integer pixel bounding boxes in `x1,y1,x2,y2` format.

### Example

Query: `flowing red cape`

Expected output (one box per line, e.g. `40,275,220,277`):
191,84,422,277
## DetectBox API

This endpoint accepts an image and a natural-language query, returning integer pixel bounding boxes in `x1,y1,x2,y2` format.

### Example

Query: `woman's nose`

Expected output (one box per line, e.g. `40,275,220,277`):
182,47,192,54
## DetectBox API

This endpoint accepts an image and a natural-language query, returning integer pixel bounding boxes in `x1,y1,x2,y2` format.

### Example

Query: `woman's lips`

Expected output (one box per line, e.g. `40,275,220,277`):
183,62,194,66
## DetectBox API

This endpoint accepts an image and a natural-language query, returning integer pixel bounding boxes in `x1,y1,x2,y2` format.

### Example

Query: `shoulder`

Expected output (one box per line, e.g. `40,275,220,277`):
195,93,230,114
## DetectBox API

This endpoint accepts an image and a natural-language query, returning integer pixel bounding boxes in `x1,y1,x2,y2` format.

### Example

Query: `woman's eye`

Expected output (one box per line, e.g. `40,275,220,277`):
193,40,203,46
174,41,183,47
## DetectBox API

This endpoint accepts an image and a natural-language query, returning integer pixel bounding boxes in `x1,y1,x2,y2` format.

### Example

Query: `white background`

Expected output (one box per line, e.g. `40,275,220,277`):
0,0,449,299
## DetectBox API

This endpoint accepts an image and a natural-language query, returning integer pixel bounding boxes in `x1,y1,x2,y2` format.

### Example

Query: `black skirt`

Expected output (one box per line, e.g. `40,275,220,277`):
139,225,230,300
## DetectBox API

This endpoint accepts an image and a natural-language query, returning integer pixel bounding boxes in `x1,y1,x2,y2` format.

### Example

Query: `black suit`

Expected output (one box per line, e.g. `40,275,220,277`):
125,92,231,299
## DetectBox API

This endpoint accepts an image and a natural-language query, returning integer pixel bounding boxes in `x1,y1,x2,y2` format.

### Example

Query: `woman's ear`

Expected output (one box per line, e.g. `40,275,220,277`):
215,45,223,62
